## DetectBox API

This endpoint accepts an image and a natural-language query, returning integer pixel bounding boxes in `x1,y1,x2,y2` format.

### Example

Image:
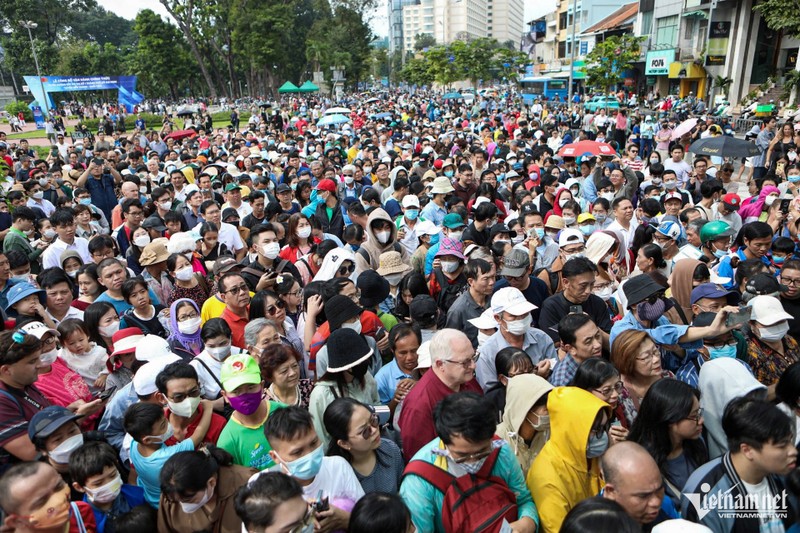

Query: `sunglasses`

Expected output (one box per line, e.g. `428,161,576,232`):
338,263,356,276
267,300,285,316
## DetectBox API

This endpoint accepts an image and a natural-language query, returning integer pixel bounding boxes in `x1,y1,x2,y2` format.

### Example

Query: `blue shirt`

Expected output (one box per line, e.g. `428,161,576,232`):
130,438,195,507
95,287,161,314
375,359,414,404
716,249,772,289
98,382,138,451
84,173,118,222
85,484,145,533
610,312,700,372
549,354,580,387
420,202,447,227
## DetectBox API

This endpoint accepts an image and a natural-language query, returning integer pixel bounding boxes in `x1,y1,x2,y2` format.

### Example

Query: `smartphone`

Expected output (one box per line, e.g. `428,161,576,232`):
569,305,583,315
375,326,387,340
92,157,104,166
725,307,752,328
781,198,791,213
374,405,390,426
313,490,329,513
93,386,117,401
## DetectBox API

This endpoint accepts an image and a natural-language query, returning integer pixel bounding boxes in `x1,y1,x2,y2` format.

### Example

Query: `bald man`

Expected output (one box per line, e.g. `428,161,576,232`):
601,441,669,527
112,181,142,228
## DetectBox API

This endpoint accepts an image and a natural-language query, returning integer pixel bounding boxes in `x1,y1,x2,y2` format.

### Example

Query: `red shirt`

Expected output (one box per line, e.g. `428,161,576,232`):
165,403,227,446
398,370,482,461
222,307,249,349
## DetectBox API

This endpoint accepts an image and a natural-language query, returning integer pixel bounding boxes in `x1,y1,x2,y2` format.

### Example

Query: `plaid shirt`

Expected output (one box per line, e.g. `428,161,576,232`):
549,354,579,387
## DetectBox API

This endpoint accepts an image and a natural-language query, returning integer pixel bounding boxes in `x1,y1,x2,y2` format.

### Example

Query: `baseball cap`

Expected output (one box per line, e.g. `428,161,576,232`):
22,321,58,340
132,355,182,395
745,273,788,297
410,295,438,324
142,216,167,231
28,406,80,441
500,248,531,277
690,283,739,305
221,354,262,392
663,192,683,203
656,221,682,241
491,287,537,316
224,183,241,193
316,179,336,192
402,195,420,209
748,295,793,325
275,183,291,194
111,327,145,357
443,213,466,229
135,334,173,361
415,219,440,237
468,308,498,330
558,228,584,248
577,213,596,224
222,207,240,222
213,255,239,276
722,193,741,211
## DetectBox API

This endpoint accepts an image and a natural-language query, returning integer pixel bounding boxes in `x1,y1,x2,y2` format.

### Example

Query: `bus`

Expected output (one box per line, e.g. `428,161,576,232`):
519,77,568,105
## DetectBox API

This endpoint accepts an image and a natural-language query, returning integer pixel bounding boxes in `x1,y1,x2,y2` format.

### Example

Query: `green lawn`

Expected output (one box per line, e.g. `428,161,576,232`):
3,128,74,140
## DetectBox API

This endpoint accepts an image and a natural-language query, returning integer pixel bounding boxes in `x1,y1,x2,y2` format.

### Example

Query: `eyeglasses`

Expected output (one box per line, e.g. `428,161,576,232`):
636,348,661,363
593,380,623,397
443,353,479,368
338,263,356,276
684,407,704,423
350,413,379,440
223,284,249,295
590,420,613,439
286,289,303,298
178,312,200,322
168,387,201,404
267,300,285,316
448,447,493,464
782,277,800,287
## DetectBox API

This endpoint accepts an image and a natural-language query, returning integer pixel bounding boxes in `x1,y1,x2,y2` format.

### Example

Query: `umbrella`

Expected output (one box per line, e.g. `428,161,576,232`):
370,112,393,120
688,136,760,158
317,114,351,126
443,92,462,99
175,105,199,117
164,129,197,141
298,80,319,93
365,97,380,104
324,107,351,115
278,81,300,93
671,118,698,140
557,140,616,157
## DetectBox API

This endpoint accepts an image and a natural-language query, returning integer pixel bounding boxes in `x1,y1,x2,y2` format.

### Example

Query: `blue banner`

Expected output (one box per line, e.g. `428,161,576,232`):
22,75,144,113
31,105,44,130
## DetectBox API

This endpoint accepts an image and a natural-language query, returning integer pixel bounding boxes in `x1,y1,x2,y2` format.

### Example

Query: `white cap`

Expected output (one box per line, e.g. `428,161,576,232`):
402,195,420,209
505,170,519,179
415,341,432,369
132,355,182,396
22,321,58,339
135,335,174,361
491,287,537,316
468,308,499,330
473,196,490,208
558,228,585,248
749,295,793,325
415,220,440,236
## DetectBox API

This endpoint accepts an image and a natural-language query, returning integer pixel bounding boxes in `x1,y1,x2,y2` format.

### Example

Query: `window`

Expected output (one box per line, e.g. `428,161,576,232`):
558,41,566,58
684,18,694,40
655,15,679,47
640,11,653,37
559,12,567,30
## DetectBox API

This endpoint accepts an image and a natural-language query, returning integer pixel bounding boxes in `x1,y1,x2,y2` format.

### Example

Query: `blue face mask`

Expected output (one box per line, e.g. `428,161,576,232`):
444,170,454,178
79,198,92,206
774,256,786,265
579,225,595,236
349,244,360,252
405,209,419,221
535,228,545,239
586,431,609,458
281,444,324,480
708,343,736,359
789,174,800,183
713,247,728,259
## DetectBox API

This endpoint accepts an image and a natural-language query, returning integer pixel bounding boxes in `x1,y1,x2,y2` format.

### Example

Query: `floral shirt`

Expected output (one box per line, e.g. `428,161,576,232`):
618,371,674,427
746,334,800,386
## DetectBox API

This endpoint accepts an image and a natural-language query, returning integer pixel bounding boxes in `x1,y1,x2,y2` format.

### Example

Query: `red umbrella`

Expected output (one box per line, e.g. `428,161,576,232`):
164,129,197,141
558,140,616,157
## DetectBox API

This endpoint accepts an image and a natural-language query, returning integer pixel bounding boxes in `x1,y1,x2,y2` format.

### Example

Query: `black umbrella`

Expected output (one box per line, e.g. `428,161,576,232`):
688,136,760,158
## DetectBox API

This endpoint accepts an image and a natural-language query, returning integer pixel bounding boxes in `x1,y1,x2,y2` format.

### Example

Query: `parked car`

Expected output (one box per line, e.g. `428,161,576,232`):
584,96,621,112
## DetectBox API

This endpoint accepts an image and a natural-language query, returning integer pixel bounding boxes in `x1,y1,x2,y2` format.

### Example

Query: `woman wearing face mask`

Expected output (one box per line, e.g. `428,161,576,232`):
497,373,553,476
745,295,800,386
738,185,781,224
159,445,256,533
573,358,629,443
279,213,320,264
189,319,246,407
312,245,357,283
85,301,121,354
629,379,708,512
168,299,205,360
199,222,229,270
126,227,150,276
308,328,380,447
484,347,535,424
166,253,210,311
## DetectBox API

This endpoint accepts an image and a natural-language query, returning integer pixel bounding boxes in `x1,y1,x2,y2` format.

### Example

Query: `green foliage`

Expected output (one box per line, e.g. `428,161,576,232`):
582,35,645,97
414,33,437,51
400,57,435,87
754,0,800,38
4,101,32,122
713,75,733,91
67,5,137,47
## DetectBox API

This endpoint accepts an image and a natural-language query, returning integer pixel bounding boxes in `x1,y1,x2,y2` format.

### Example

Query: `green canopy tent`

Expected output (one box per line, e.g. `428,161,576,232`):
298,80,320,93
278,81,300,93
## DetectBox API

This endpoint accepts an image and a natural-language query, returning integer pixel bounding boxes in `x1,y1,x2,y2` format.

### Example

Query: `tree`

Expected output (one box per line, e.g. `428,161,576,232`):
754,0,800,38
582,35,644,101
67,6,136,47
399,56,434,87
414,33,437,51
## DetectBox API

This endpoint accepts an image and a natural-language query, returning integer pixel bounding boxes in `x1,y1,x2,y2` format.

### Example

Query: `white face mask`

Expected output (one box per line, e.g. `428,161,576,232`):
261,242,281,259
594,286,613,301
765,196,778,207
159,201,172,211
600,192,615,202
344,176,354,185
505,314,532,336
49,433,84,464
179,483,215,514
385,273,404,286
297,226,312,239
178,316,202,335
207,344,232,361
558,197,570,208
175,265,194,281
477,331,492,347
133,235,151,248
39,348,58,366
32,191,44,200
449,230,463,241
66,269,78,278
341,320,363,334
441,260,461,273
85,472,123,504
99,321,120,338
757,321,789,342
375,230,391,244
563,216,576,226
168,395,201,418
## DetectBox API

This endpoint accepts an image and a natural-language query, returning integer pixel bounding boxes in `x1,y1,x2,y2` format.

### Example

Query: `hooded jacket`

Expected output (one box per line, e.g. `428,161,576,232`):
699,358,766,459
497,374,553,476
527,386,611,533
380,166,407,203
355,208,409,273
665,258,699,325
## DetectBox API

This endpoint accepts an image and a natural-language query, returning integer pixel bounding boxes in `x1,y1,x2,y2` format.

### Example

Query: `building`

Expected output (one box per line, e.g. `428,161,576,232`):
389,0,421,54
488,0,525,44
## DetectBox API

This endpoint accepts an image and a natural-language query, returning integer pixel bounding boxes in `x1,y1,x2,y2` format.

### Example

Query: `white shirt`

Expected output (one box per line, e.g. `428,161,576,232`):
606,218,639,252
41,237,92,270
222,201,253,219
190,349,243,400
664,158,693,186
249,455,364,505
194,221,244,252
27,198,56,217
46,306,84,327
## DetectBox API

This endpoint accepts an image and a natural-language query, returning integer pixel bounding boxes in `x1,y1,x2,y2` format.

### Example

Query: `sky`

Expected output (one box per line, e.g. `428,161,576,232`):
99,0,557,38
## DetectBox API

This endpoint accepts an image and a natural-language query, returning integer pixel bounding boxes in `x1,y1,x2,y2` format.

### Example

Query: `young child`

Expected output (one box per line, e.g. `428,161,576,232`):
119,277,169,338
69,441,145,533
4,281,56,329
771,236,796,272
123,399,213,507
164,211,183,238
58,317,110,393
60,250,85,280
6,249,36,285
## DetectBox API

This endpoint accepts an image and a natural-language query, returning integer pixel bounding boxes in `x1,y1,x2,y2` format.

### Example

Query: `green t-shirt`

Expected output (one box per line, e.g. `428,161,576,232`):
217,400,284,470
326,206,334,221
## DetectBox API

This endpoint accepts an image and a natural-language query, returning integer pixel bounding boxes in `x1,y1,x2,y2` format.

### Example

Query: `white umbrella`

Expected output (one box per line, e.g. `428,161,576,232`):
324,107,351,115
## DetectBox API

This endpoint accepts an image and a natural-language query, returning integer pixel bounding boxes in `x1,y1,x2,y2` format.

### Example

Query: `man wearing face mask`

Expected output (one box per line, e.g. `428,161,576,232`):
651,220,682,270
745,295,800,388
353,208,409,274
156,362,228,447
611,274,739,372
659,169,693,208
240,224,301,293
396,195,424,255
4,206,46,275
401,393,539,533
29,406,90,499
537,229,586,295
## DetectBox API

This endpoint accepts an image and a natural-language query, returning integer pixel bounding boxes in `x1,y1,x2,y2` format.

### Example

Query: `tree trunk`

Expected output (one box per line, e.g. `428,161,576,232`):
159,0,218,98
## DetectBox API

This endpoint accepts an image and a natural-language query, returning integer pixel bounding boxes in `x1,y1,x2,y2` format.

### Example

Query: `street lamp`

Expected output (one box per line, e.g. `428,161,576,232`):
20,21,47,115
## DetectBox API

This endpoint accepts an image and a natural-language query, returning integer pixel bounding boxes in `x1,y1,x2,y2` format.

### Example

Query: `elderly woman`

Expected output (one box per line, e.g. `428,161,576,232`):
258,343,313,408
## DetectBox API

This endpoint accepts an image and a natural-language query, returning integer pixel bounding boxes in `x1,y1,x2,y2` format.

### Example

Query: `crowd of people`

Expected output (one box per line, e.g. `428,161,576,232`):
0,88,798,533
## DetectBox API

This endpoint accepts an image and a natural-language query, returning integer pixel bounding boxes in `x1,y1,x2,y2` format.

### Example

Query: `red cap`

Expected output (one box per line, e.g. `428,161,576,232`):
723,193,741,209
316,179,336,193
433,159,443,170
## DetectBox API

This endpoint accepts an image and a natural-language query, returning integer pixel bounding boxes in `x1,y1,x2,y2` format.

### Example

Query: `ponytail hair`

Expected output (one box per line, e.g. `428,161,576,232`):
160,445,233,501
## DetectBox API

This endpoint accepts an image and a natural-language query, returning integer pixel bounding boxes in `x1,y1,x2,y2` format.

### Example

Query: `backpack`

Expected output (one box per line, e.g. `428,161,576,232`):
432,268,467,312
533,266,559,295
403,446,518,533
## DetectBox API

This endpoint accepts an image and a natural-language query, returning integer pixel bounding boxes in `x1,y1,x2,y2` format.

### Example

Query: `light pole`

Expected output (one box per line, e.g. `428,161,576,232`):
566,0,579,105
20,21,47,115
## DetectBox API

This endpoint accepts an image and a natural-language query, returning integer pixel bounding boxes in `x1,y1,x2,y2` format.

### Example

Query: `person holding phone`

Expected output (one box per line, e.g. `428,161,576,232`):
76,157,123,223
